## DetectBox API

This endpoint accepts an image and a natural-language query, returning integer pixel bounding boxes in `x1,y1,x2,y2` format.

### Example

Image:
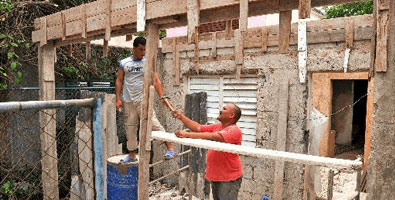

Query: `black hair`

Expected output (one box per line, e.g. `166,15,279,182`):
133,36,146,47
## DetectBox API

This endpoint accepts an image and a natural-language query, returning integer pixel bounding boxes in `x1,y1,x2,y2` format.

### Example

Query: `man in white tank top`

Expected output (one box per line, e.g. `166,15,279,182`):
115,37,176,163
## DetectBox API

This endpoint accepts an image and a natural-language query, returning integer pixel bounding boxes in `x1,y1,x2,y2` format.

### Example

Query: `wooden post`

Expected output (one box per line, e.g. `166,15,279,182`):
261,27,268,53
327,169,334,200
137,0,146,32
187,0,200,44
279,10,292,54
86,42,91,60
38,41,59,200
375,0,390,72
273,80,289,200
299,0,311,19
172,38,180,85
138,22,159,200
239,0,248,31
234,30,243,79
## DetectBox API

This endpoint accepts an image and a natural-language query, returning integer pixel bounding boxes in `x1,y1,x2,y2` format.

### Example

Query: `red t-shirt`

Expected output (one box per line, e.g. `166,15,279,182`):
200,123,243,181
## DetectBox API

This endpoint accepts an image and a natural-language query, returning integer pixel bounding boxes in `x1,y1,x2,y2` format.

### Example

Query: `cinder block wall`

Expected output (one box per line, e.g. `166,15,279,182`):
154,36,370,198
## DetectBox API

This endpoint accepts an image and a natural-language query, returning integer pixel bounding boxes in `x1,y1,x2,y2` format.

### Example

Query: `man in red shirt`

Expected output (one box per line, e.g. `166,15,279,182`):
173,103,243,200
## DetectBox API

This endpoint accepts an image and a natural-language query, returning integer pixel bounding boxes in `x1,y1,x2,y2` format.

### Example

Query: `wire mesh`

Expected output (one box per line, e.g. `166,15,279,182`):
0,87,125,200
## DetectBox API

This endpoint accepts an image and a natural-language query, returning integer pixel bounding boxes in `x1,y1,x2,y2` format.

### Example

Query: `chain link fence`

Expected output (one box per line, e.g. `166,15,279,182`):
0,87,127,200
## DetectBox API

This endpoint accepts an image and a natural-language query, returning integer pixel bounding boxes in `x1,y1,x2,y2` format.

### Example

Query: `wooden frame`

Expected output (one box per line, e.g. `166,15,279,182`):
31,0,389,199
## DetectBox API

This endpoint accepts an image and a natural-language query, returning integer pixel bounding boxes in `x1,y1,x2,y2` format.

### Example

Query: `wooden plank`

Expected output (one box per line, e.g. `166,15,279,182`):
86,0,107,17
38,41,58,200
105,0,112,41
112,0,136,11
239,0,248,31
279,10,292,54
111,6,137,27
375,8,389,72
299,0,311,19
225,20,233,39
363,78,374,171
234,30,243,79
369,0,378,78
103,40,109,57
211,32,217,57
273,80,289,200
194,27,200,74
138,22,159,200
82,4,87,38
346,19,354,48
39,18,47,47
86,42,91,60
173,38,180,86
327,169,334,200
298,20,307,83
137,0,146,32
187,0,200,44
261,27,268,53
68,44,73,57
87,14,107,33
146,86,155,151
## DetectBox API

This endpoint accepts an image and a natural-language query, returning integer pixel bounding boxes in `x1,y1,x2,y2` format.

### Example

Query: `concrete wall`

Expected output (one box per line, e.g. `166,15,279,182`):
367,0,395,199
155,38,371,199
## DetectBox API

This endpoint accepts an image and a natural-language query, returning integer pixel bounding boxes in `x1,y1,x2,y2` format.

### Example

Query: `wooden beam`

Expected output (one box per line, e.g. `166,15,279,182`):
261,26,268,53
137,0,146,32
211,32,217,57
369,0,378,78
38,41,59,200
346,19,354,48
138,22,159,200
279,10,292,54
239,0,248,31
234,30,243,79
86,42,91,60
298,20,307,83
36,0,369,45
225,20,233,39
375,0,390,72
173,38,180,86
187,0,200,44
273,79,289,200
105,0,112,41
193,27,200,74
67,44,73,57
103,40,109,57
299,0,311,19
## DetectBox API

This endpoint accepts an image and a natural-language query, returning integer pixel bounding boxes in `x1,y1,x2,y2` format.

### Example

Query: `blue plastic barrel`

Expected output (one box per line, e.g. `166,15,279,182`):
107,155,138,200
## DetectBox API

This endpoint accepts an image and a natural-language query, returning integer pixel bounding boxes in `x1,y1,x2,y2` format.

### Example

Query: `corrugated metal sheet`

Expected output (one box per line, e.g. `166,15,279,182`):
188,76,258,147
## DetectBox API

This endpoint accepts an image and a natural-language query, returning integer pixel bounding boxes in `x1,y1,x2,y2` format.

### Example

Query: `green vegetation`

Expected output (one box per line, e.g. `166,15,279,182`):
323,1,373,19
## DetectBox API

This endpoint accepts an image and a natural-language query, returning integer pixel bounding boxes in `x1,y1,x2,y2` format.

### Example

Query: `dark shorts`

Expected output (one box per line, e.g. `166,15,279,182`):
211,176,243,200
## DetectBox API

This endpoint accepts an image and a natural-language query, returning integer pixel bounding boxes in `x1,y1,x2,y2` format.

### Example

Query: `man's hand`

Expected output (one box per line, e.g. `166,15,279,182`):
172,110,183,119
175,130,188,138
116,99,123,110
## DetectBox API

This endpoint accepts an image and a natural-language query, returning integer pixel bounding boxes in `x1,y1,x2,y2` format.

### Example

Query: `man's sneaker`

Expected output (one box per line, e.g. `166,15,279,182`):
164,151,177,160
120,155,138,163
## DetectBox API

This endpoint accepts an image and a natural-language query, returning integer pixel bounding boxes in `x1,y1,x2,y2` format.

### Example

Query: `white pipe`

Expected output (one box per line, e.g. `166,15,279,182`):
152,131,362,169
0,98,96,112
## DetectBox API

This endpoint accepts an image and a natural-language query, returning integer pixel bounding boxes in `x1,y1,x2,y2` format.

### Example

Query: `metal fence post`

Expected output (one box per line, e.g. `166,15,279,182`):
93,98,104,200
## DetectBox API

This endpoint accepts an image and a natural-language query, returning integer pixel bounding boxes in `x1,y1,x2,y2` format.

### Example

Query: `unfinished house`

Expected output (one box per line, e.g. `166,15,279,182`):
0,0,393,200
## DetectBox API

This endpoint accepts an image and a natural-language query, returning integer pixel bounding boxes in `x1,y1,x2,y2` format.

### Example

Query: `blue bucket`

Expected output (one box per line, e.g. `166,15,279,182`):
107,155,138,200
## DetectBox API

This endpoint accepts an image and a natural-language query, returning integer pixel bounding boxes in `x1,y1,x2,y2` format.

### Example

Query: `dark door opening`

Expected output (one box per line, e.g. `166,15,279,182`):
332,80,368,160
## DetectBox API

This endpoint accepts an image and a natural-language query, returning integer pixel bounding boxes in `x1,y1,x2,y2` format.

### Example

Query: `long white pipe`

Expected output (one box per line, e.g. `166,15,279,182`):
152,131,362,169
0,98,96,112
